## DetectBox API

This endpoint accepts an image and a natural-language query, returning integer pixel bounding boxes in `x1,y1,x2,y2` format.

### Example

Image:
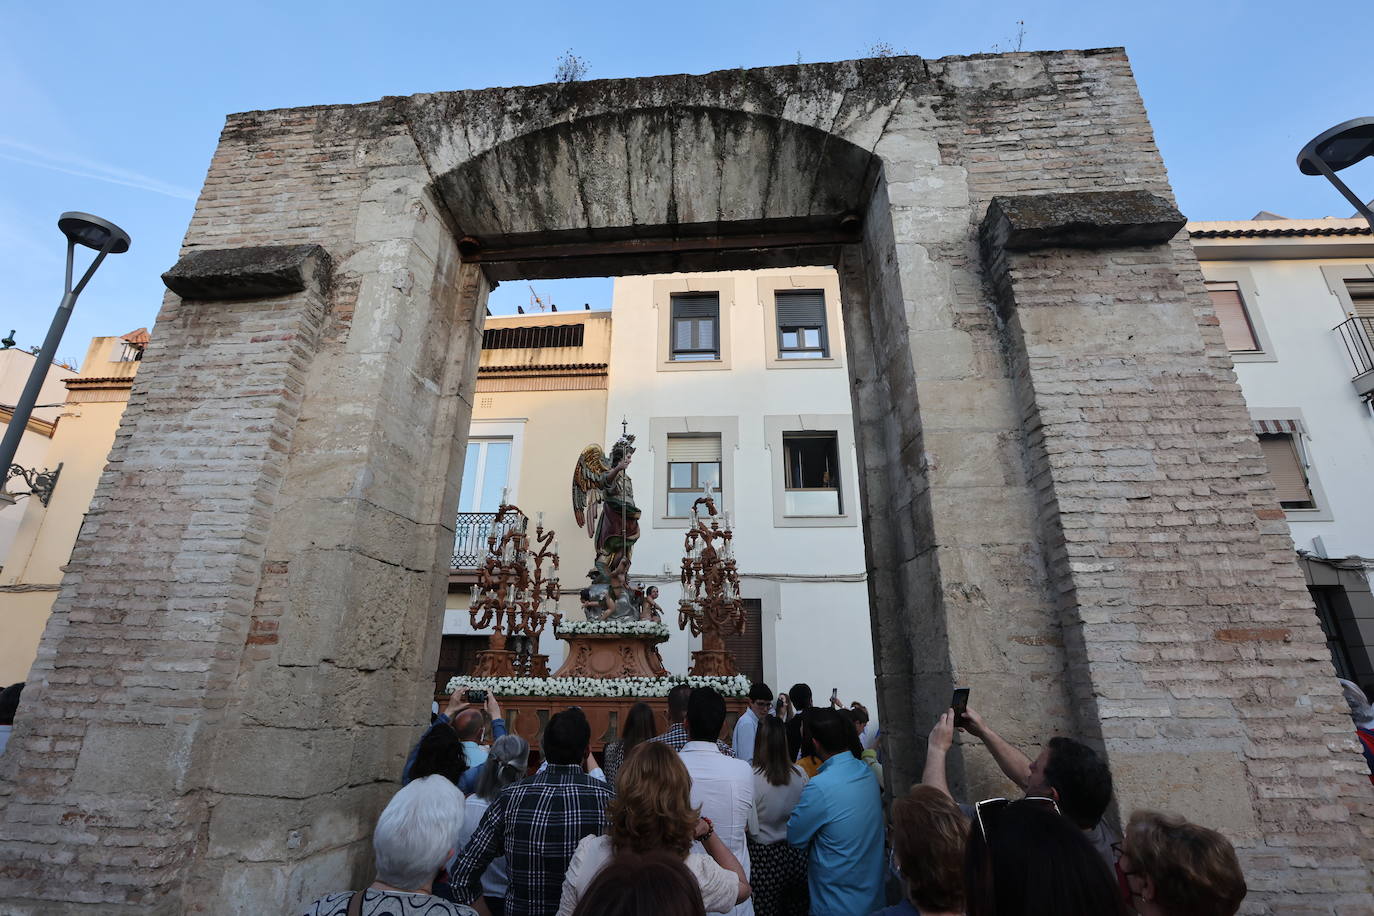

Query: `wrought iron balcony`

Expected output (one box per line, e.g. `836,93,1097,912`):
451,511,518,570
1334,315,1374,398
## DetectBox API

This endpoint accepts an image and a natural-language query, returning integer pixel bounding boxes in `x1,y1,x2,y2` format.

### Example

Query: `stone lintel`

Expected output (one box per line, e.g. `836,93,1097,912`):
981,190,1185,252
162,244,331,300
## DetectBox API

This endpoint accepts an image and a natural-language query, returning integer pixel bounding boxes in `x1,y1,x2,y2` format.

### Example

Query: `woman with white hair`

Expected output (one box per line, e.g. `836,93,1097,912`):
300,775,478,915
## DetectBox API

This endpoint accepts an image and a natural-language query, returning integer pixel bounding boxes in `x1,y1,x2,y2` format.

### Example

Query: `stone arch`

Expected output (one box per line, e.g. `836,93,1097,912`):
0,52,1367,913
430,105,881,249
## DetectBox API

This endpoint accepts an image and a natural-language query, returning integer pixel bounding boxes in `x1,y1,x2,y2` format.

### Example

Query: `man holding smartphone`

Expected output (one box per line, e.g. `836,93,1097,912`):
401,689,507,790
921,703,1118,870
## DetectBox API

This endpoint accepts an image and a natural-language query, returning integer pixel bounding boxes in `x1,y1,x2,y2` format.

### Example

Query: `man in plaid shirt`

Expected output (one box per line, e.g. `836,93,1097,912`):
652,684,732,754
449,709,612,916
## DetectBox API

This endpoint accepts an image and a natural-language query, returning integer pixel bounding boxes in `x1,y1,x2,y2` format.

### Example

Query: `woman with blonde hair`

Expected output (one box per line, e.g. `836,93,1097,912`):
557,741,751,915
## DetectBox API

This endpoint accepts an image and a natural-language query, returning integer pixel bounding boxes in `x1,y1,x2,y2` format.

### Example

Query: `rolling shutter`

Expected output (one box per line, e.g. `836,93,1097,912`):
672,293,720,319
775,290,826,327
1206,283,1259,351
1346,280,1374,318
667,436,722,462
1258,435,1313,506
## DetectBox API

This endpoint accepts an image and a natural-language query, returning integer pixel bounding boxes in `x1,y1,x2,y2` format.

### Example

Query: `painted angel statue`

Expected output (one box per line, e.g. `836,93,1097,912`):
571,432,641,586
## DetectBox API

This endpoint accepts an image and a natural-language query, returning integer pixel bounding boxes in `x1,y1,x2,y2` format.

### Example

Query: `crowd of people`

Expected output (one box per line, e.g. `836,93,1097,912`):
298,678,1264,916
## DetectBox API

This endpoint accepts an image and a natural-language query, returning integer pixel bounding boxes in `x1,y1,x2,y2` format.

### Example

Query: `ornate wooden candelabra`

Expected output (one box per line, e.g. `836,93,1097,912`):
469,503,561,677
678,494,746,677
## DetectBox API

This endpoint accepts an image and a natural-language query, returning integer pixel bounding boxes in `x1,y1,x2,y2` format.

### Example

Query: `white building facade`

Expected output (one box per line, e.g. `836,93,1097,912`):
605,268,875,712
1190,216,1374,687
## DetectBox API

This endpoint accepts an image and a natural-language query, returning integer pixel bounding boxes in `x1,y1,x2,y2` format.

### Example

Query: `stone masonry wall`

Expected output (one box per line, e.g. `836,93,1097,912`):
982,206,1374,908
0,49,1369,913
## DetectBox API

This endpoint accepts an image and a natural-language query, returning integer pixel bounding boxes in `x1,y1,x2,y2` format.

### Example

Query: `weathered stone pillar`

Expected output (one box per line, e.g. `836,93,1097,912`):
981,190,1374,906
0,103,483,914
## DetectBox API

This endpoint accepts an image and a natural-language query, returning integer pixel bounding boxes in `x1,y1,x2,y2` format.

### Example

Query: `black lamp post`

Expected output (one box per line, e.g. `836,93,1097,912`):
1297,117,1374,230
0,212,131,507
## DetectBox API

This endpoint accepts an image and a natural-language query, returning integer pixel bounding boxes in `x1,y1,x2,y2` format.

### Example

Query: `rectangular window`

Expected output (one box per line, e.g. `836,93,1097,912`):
670,293,720,361
775,290,829,359
1345,279,1374,318
782,433,841,516
1257,433,1315,509
458,439,512,512
666,435,722,516
1206,281,1260,352
723,599,764,688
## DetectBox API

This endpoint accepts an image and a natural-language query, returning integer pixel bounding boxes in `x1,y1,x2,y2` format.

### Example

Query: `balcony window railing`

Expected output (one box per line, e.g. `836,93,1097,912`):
1334,315,1374,382
452,511,518,570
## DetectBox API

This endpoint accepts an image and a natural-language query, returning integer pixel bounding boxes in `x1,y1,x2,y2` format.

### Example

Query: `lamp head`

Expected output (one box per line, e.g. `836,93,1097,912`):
58,212,131,254
1298,117,1374,175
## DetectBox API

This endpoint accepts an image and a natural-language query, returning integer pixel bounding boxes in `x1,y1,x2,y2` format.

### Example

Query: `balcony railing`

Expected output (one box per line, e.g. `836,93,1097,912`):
1334,316,1374,397
452,511,518,570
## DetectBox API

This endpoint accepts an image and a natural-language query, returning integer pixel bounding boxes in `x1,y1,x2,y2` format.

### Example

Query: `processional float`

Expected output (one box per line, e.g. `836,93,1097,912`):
448,425,752,749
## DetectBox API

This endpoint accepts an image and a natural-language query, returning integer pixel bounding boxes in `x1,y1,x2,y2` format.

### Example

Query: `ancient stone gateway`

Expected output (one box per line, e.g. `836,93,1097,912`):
0,50,1370,913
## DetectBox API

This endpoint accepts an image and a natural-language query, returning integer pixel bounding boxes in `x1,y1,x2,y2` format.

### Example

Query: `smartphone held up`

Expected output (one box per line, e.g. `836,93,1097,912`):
952,687,971,729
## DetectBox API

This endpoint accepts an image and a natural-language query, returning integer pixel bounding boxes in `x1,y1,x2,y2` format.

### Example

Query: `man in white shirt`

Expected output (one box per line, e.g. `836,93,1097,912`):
681,687,756,916
732,682,773,764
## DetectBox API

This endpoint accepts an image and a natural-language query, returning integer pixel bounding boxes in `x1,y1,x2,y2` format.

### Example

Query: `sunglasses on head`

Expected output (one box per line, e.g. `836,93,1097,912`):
974,796,1060,841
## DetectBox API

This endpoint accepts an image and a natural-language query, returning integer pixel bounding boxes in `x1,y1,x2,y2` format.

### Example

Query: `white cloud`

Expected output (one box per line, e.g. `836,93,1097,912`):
0,138,197,201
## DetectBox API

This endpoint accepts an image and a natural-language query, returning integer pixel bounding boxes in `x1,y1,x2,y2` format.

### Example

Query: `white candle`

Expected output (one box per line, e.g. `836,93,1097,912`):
501,487,509,505
537,511,544,527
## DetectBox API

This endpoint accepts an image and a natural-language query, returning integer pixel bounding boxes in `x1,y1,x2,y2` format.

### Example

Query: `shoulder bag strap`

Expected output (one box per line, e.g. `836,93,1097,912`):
346,889,366,916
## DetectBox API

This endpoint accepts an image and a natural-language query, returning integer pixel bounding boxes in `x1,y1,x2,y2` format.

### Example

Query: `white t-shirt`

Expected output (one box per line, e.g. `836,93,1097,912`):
555,834,739,915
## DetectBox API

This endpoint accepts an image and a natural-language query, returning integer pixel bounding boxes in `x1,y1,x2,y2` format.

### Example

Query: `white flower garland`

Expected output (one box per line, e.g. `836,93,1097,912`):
444,673,751,699
554,619,671,640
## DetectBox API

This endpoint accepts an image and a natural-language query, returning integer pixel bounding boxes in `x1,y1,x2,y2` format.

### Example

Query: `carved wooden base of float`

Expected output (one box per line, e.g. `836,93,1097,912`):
470,649,551,678
688,648,740,678
552,633,669,679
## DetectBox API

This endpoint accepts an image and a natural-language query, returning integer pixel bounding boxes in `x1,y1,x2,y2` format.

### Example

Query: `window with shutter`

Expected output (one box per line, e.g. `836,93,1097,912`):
723,599,764,687
670,293,721,360
1258,433,1315,509
775,290,829,359
667,435,723,516
1345,279,1374,318
1205,282,1260,352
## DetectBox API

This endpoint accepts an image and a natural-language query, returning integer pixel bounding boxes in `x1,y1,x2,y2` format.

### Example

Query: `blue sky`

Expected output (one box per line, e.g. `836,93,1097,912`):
2,0,1370,363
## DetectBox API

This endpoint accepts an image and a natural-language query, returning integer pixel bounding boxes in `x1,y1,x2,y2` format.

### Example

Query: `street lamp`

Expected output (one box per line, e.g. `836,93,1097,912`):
0,212,131,507
1297,117,1374,230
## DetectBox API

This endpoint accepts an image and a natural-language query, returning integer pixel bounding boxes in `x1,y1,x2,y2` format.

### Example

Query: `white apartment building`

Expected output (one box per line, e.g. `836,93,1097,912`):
606,268,874,711
439,269,876,713
1190,215,1374,687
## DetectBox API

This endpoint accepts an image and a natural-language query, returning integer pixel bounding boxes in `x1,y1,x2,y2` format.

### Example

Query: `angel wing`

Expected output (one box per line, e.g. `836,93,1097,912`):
571,443,611,538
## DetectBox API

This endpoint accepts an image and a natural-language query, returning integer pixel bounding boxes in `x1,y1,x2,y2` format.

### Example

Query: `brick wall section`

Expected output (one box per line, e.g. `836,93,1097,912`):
986,232,1374,909
0,264,332,910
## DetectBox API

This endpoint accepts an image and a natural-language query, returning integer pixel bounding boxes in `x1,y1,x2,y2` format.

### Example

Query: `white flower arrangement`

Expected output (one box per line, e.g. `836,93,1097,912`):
554,619,671,641
444,673,751,699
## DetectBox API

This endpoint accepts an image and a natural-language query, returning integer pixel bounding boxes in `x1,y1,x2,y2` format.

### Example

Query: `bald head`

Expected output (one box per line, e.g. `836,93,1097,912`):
453,708,484,740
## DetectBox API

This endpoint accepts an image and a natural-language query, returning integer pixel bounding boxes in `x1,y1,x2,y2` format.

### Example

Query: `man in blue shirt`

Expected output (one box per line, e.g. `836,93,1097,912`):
786,707,884,916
